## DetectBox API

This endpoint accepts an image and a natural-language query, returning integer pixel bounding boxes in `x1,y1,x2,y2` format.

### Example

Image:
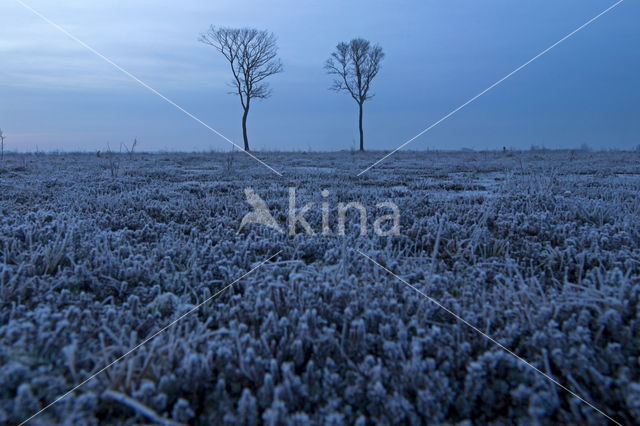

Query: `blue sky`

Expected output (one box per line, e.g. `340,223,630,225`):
0,0,638,152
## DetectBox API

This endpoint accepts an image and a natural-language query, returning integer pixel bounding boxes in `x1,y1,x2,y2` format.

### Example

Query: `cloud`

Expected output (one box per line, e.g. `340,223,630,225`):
0,0,638,152
0,0,232,90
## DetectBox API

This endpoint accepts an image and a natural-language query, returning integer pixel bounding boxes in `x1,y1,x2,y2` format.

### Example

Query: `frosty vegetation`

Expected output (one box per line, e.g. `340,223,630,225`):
0,150,638,424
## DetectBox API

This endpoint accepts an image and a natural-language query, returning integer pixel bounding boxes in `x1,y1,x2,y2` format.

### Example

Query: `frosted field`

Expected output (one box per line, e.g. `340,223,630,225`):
1,150,639,424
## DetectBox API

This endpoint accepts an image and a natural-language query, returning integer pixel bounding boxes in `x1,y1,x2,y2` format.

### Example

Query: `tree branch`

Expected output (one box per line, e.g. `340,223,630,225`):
199,26,283,104
325,38,384,104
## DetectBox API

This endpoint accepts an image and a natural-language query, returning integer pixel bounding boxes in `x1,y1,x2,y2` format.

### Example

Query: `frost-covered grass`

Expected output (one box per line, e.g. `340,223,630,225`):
0,150,639,424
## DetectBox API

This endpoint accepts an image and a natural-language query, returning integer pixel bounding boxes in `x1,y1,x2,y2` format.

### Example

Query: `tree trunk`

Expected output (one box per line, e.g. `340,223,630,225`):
358,102,364,151
242,106,250,151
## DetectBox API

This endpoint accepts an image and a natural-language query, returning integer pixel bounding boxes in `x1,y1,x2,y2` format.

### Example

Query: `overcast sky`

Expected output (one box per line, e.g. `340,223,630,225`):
0,0,638,152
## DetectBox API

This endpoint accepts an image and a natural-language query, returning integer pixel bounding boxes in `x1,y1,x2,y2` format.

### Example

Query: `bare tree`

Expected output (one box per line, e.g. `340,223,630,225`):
199,27,283,152
0,128,5,161
325,38,384,151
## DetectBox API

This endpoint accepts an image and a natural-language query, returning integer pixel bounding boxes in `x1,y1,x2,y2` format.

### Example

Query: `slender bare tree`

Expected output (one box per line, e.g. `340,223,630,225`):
200,27,283,152
325,38,384,151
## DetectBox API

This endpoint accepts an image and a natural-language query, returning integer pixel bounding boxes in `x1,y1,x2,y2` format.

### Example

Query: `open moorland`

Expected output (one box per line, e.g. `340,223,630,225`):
0,150,639,424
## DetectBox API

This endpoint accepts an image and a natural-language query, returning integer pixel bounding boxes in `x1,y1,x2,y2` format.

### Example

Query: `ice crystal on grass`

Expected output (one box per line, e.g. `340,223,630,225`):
0,151,638,424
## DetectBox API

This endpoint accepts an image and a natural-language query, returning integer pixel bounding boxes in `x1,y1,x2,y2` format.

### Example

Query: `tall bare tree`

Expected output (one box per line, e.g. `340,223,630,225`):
325,38,384,151
200,27,283,152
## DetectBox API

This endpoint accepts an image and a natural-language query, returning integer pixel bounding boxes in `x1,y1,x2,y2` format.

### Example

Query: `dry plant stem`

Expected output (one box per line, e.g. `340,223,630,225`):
103,390,185,426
